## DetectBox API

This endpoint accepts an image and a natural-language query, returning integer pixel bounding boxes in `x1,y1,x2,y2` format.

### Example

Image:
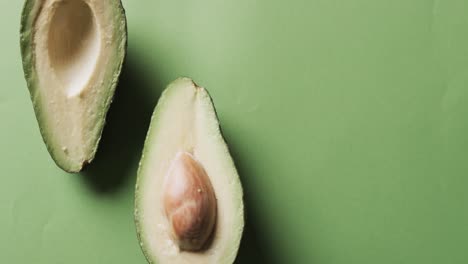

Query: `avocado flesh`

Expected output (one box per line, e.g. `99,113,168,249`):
20,0,127,172
135,78,244,264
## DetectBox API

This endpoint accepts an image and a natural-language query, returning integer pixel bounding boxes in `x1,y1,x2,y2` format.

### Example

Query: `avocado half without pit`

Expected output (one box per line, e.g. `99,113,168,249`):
20,0,127,172
135,78,244,264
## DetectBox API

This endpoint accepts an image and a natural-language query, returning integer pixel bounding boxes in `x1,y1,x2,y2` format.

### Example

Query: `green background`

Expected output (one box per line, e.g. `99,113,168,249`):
2,0,468,263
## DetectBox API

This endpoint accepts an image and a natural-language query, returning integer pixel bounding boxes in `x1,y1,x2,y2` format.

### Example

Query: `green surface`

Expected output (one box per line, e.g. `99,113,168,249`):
2,0,468,263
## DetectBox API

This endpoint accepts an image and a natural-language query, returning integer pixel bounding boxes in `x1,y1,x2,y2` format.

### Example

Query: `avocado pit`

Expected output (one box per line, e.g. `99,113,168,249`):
163,151,217,251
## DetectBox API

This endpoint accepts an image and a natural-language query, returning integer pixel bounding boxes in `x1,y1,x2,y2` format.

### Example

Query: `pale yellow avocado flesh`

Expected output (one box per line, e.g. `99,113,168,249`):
135,78,244,264
20,0,127,172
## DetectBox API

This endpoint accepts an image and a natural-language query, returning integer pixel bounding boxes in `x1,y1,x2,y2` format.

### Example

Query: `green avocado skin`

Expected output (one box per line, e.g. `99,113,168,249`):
20,0,128,172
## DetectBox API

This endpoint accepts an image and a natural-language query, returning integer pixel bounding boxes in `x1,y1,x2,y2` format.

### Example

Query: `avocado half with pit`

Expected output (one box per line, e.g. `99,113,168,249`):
135,78,244,264
20,0,127,172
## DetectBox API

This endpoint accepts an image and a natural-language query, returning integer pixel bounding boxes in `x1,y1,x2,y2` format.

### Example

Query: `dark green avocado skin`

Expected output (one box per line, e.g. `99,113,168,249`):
20,0,128,172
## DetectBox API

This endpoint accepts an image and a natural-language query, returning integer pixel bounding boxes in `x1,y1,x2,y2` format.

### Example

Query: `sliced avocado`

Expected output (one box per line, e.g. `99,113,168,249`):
135,78,244,264
20,0,127,172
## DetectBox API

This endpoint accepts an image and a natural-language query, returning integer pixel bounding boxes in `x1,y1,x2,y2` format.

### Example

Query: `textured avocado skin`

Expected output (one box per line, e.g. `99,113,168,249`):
19,0,128,172
134,78,245,264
